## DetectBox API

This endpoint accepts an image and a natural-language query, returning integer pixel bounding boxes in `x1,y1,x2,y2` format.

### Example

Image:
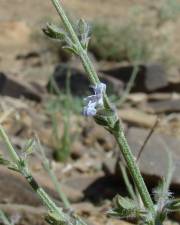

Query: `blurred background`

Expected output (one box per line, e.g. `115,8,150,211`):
0,0,180,225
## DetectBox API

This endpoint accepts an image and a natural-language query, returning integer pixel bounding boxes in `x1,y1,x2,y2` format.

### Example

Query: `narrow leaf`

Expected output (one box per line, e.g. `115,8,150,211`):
109,195,145,219
45,211,66,225
63,46,78,55
23,139,35,155
0,154,10,166
43,23,66,40
164,198,180,212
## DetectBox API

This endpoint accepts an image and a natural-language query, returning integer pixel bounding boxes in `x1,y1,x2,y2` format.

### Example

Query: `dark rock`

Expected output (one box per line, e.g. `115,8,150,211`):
161,82,180,93
100,64,168,92
142,99,180,113
47,63,123,96
126,127,180,191
0,72,42,102
163,73,180,93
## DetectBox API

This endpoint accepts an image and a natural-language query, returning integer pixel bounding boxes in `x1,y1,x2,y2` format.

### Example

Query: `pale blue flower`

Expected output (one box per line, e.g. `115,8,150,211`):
92,82,106,95
83,82,106,116
83,101,97,116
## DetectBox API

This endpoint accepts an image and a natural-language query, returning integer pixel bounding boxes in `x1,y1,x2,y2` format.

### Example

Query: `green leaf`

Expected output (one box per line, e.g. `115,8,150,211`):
94,116,109,127
18,158,26,169
45,211,66,225
63,36,78,55
76,19,91,49
96,109,114,117
164,198,180,212
0,154,10,166
23,139,35,155
43,23,66,40
8,164,20,173
113,120,121,133
114,195,137,210
77,19,89,35
109,195,145,219
63,46,78,55
94,109,116,128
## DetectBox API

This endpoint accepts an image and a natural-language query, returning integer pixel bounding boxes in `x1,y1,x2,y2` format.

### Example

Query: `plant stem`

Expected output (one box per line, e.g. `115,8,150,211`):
24,173,66,219
114,122,155,214
119,162,137,201
118,64,139,107
43,160,71,209
0,126,70,224
0,209,13,225
49,0,155,218
51,0,99,85
0,125,19,165
36,137,71,208
51,0,112,111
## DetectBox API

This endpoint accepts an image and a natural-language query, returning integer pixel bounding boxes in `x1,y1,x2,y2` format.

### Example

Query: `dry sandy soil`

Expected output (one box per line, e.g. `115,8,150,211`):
0,0,179,74
0,0,143,23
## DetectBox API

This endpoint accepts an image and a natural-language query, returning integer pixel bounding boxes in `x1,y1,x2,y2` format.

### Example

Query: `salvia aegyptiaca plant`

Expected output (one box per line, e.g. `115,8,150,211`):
0,0,180,225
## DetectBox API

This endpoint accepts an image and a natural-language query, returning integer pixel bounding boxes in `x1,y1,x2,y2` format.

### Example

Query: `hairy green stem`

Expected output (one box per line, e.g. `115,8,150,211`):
51,0,99,85
0,126,70,224
51,0,112,110
114,121,155,214
49,0,155,218
24,173,68,221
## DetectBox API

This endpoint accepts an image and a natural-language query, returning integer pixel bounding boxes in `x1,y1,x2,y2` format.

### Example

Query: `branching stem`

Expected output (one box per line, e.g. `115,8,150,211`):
0,126,71,224
50,0,155,220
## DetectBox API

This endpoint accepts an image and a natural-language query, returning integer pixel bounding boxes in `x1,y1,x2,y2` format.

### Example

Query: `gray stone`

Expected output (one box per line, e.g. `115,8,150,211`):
101,64,168,92
126,127,180,190
145,64,168,91
102,158,117,175
142,99,180,113
64,175,103,192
